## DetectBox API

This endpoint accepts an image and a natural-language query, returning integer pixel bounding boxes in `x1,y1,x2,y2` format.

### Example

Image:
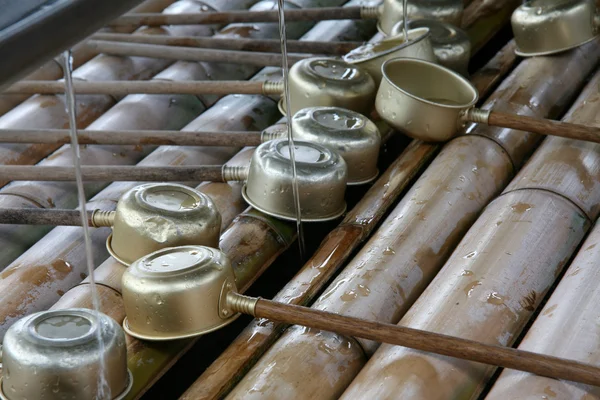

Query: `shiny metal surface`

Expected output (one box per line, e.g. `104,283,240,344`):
391,19,471,76
377,58,478,141
1,308,130,400
108,183,222,266
512,0,597,56
243,139,348,222
344,27,436,84
378,0,463,36
122,246,239,341
282,57,376,115
291,106,381,185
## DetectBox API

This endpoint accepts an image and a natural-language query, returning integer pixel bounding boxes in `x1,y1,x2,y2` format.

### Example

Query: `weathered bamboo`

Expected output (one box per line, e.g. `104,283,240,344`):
224,38,600,400
339,53,600,400
85,40,307,66
181,38,519,400
0,0,177,118
0,129,263,146
91,32,362,54
3,79,281,96
485,227,600,399
110,6,368,26
463,0,520,54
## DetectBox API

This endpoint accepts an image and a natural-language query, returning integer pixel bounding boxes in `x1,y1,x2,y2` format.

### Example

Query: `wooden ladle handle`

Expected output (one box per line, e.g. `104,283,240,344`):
229,293,600,387
487,110,600,144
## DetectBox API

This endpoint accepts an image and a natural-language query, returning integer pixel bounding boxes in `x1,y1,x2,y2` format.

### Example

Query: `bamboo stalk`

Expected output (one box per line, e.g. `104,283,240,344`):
242,295,600,387
0,129,263,146
0,165,225,182
2,80,274,96
91,32,362,55
110,7,368,26
181,38,520,400
85,40,307,66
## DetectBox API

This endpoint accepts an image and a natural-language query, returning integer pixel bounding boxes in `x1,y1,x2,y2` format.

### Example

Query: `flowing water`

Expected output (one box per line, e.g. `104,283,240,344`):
403,0,409,39
277,0,306,258
61,50,110,399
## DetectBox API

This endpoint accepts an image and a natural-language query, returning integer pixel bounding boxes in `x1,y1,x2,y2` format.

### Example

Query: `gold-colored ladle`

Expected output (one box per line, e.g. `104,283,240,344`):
377,58,600,143
121,245,600,387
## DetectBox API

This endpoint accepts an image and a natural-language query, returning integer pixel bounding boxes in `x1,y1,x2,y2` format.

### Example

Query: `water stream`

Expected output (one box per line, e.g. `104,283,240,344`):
277,0,306,258
61,50,110,399
403,0,409,38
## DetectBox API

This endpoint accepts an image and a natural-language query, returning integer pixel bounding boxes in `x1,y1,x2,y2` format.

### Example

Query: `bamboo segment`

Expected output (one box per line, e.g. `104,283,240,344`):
110,7,367,26
3,80,271,96
0,129,262,146
339,59,600,400
0,165,225,182
484,224,600,399
224,32,600,400
91,32,362,55
85,40,307,66
182,39,519,400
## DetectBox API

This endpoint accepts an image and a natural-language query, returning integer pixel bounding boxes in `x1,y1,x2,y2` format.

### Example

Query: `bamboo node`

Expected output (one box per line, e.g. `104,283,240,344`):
226,292,258,317
91,210,115,227
360,5,380,19
462,108,490,124
262,80,284,95
222,165,249,182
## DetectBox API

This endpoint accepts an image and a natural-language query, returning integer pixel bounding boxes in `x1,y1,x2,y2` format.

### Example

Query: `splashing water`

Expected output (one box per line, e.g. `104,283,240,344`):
277,0,306,258
403,0,409,39
61,50,110,399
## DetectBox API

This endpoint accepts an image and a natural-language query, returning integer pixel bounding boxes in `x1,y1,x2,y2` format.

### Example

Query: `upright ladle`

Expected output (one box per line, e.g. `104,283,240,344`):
120,245,600,387
377,58,600,143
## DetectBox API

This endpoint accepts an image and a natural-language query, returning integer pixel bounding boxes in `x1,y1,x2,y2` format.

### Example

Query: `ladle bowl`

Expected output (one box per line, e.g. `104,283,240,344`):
343,27,436,84
122,246,238,341
242,139,348,222
377,57,477,142
378,0,464,36
1,309,131,400
107,183,221,266
390,19,470,76
511,0,598,56
281,57,376,116
289,106,381,185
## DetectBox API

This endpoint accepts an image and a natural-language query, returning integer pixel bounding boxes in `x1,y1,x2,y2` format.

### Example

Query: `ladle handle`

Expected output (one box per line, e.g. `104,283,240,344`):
486,111,600,144
237,295,600,387
109,7,375,26
0,208,114,227
0,165,225,182
3,80,272,96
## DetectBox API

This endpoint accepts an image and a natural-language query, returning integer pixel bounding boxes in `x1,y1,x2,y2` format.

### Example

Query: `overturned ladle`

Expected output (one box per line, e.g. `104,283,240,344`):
4,57,376,116
121,245,600,387
110,1,464,37
0,140,349,223
1,308,131,400
377,58,600,143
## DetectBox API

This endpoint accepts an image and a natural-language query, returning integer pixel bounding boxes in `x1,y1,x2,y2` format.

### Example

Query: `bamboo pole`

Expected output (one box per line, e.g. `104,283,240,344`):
91,32,362,55
3,80,274,96
85,40,307,66
181,38,520,400
224,37,600,400
339,48,600,400
110,7,368,26
0,129,263,146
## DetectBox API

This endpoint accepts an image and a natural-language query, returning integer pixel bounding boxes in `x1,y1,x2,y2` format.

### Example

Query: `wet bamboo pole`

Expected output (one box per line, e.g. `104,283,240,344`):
91,32,362,54
224,39,600,400
0,0,177,118
182,37,521,400
339,50,600,400
0,0,261,269
0,129,263,146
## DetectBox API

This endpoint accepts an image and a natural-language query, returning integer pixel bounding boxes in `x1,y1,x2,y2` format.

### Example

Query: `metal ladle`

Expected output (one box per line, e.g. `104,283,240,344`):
121,245,600,388
377,58,600,143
